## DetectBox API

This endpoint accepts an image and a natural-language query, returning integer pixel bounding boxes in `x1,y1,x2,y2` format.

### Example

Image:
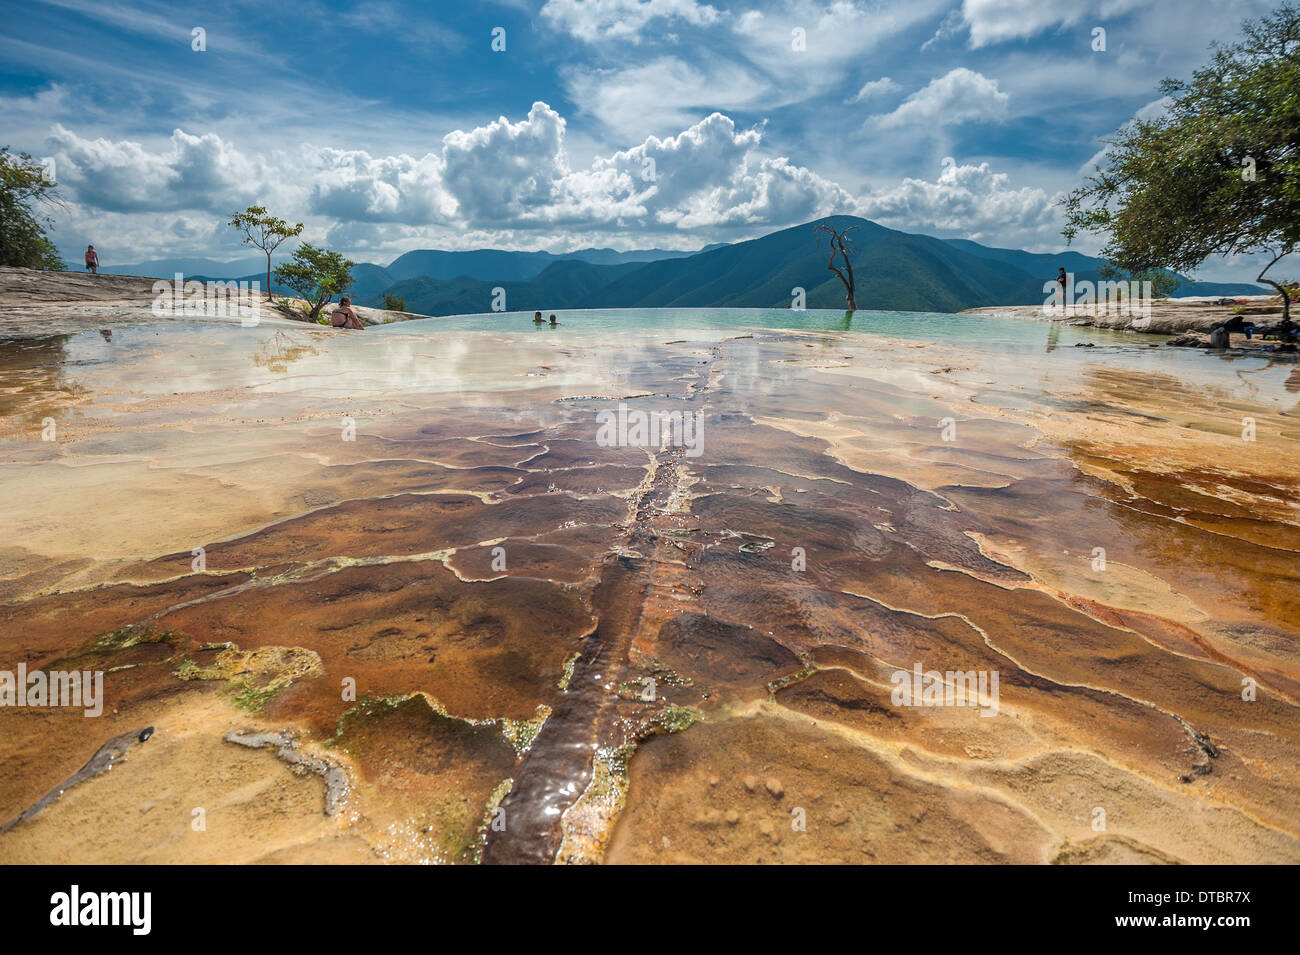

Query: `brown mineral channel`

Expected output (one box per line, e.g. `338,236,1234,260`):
479,558,644,864
483,349,717,863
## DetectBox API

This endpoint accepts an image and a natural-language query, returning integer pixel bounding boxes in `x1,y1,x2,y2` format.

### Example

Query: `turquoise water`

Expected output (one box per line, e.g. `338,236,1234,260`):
15,307,1287,403
364,307,1299,391
4,304,1290,416
374,306,1145,348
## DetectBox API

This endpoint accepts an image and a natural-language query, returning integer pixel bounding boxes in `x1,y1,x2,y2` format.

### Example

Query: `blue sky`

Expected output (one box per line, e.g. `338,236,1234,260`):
0,0,1279,280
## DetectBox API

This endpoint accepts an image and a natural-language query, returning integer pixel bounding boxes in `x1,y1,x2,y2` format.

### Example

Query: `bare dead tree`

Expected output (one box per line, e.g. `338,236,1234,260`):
815,222,858,312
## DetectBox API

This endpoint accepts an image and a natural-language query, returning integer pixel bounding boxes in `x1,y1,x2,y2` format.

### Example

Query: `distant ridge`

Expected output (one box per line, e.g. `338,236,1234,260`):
378,217,1262,316
98,245,708,284
386,245,706,282
100,256,277,278
939,239,1262,299
94,219,1262,316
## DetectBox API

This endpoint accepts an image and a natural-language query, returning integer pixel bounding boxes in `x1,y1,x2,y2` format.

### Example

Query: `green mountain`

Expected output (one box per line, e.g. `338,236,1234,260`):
583,217,1263,311
583,218,1042,310
379,218,1041,314
383,246,704,283
383,260,647,316
188,261,395,301
161,216,1266,316
940,238,1260,298
377,216,1261,317
345,263,398,302
99,245,704,286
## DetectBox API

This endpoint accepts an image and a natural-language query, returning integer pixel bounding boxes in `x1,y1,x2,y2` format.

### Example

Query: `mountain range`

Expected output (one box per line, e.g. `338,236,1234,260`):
98,217,1262,315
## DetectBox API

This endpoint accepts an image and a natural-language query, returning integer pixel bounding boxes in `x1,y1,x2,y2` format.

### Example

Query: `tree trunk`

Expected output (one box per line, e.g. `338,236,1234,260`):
265,252,272,301
841,243,856,313
1258,250,1293,328
1259,278,1292,326
824,235,856,313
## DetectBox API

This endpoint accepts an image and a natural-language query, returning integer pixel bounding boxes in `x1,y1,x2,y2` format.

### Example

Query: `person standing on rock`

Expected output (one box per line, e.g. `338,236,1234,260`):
84,245,99,274
1055,267,1068,310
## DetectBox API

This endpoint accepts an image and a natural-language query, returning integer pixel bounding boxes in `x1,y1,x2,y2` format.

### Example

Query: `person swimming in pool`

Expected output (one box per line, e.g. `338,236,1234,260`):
534,311,544,323
548,314,559,325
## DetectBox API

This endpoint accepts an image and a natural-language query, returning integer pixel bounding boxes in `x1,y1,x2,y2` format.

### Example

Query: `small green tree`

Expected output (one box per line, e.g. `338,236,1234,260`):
1063,4,1300,325
381,292,406,312
227,205,303,299
0,148,65,270
1136,269,1179,300
1099,264,1179,299
273,243,355,322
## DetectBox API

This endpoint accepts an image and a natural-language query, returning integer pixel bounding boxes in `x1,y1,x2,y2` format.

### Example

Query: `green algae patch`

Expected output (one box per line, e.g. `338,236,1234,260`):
559,706,702,864
501,706,550,755
336,692,550,757
615,678,657,701
45,624,188,670
468,777,515,865
174,643,323,713
767,665,817,695
556,743,635,865
648,704,702,735
332,693,413,737
643,658,691,688
230,681,283,713
557,651,581,690
582,745,633,807
617,658,692,700
89,625,183,653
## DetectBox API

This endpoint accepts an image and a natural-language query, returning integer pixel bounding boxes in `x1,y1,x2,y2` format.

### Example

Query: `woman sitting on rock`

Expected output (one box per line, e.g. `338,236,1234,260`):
331,297,364,330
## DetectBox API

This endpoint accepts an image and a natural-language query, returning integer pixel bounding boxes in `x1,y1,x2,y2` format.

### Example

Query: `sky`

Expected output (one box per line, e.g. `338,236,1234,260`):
0,0,1280,280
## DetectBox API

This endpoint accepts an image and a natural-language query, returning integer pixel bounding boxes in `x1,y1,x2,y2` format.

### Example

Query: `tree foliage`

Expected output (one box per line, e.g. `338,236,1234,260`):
0,148,65,270
1098,265,1180,299
227,205,303,297
1063,3,1300,323
273,243,355,322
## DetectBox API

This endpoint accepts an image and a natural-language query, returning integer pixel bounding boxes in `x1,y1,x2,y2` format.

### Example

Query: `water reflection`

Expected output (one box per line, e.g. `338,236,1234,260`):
0,334,88,423
1045,323,1060,353
251,330,320,374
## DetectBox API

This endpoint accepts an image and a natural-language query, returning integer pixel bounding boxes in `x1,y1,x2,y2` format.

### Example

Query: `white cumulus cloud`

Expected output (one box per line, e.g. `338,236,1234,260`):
46,124,264,213
858,158,1059,245
41,103,855,247
873,68,1009,128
